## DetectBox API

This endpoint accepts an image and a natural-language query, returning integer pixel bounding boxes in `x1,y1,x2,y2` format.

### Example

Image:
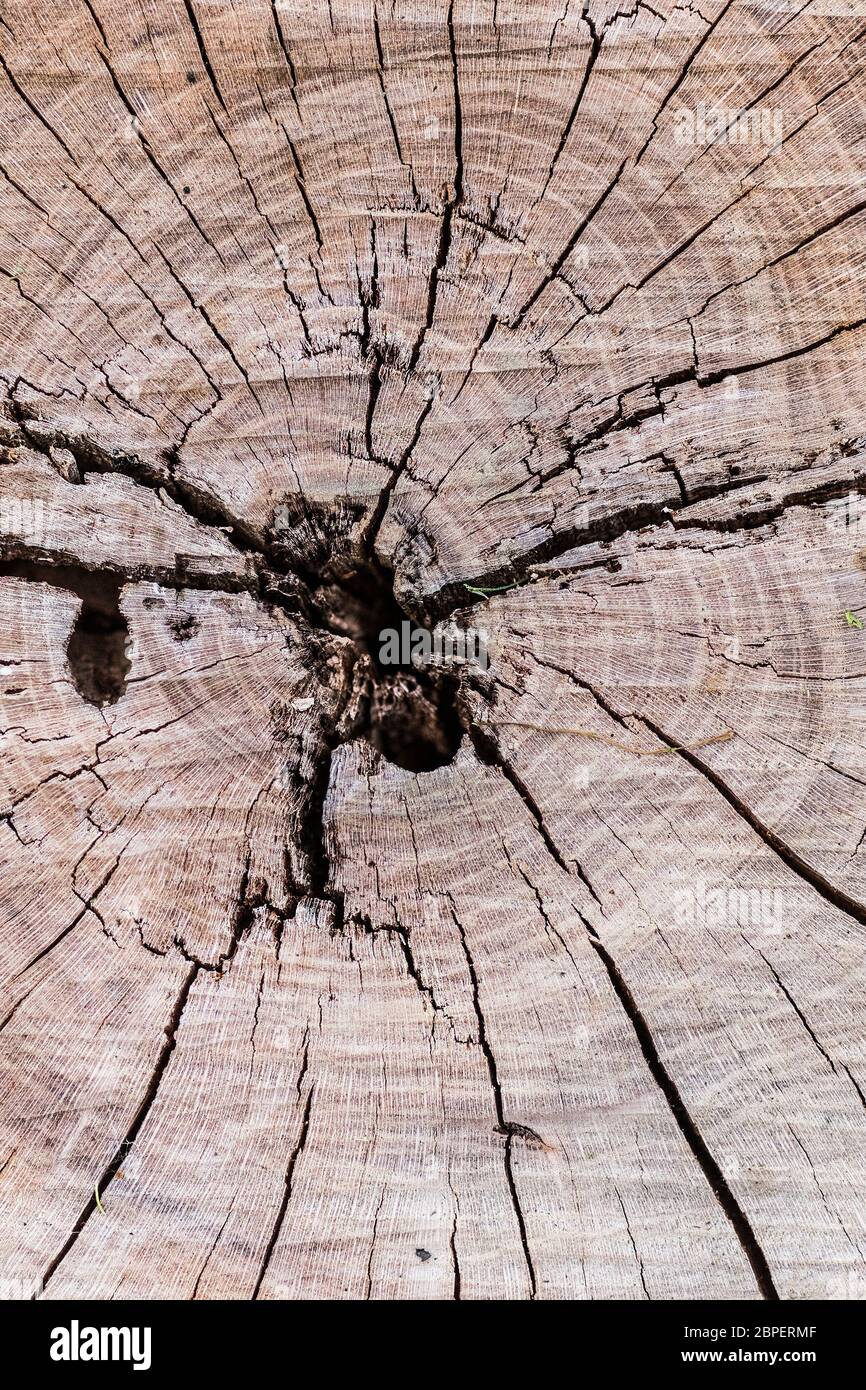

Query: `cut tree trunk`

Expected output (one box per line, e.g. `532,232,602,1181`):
1,0,865,1301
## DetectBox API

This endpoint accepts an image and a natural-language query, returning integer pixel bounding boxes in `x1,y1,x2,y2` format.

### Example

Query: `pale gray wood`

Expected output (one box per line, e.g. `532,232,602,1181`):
0,0,864,1301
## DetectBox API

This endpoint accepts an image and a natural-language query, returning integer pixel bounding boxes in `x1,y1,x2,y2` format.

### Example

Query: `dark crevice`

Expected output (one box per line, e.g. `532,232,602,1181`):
632,0,736,168
372,5,419,202
406,0,463,372
10,402,265,555
264,483,465,774
96,54,239,285
41,856,257,1289
466,717,602,906
0,559,129,705
537,4,603,200
9,389,864,812
449,904,537,1299
40,960,199,1289
464,691,782,1297
429,478,691,619
183,0,228,111
512,157,628,328
269,0,301,115
753,944,850,1087
426,461,866,623
252,1048,315,1300
639,714,866,929
286,138,323,251
288,728,344,925
407,205,454,374
279,554,466,919
585,924,779,1300
6,405,464,773
0,52,78,163
360,391,436,556
365,665,462,773
66,582,129,706
314,552,463,773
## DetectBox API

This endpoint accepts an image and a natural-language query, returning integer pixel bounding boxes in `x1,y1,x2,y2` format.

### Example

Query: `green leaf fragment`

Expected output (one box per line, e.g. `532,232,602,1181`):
464,582,519,597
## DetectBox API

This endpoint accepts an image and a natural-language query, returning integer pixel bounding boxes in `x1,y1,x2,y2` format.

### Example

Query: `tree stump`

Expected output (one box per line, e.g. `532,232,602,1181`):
1,0,865,1301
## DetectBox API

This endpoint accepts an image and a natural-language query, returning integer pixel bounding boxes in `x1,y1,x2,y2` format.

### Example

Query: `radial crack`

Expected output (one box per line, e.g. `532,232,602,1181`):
585,925,779,1299
449,903,538,1298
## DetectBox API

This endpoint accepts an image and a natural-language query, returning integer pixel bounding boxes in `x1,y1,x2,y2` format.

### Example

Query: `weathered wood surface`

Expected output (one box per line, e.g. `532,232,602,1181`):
1,0,865,1300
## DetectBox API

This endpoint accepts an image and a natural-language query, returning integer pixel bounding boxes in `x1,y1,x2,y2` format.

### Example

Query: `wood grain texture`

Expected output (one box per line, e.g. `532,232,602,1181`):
1,0,865,1300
